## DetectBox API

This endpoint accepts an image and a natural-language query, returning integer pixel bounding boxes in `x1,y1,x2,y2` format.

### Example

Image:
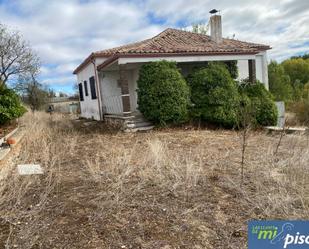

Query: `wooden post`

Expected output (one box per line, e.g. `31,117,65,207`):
119,64,131,115
248,59,256,83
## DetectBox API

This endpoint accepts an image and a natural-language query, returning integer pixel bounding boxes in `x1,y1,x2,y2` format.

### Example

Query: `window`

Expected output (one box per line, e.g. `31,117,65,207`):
78,83,84,101
89,76,97,99
84,80,88,96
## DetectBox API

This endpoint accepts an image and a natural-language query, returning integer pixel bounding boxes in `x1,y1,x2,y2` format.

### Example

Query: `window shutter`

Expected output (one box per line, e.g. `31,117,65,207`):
84,80,88,96
89,76,97,99
78,83,84,101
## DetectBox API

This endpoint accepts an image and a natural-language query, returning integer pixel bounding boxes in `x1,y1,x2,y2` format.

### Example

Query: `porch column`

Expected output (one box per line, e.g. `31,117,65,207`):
248,59,256,83
119,64,131,115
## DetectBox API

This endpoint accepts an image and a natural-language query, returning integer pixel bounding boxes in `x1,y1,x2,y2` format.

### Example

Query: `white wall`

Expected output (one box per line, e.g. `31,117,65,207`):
237,60,249,81
256,55,263,84
99,65,140,115
237,51,269,90
99,70,122,114
76,57,106,120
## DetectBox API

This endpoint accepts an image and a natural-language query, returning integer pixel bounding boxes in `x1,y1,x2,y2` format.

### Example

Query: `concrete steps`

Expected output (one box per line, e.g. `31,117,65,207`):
123,115,154,132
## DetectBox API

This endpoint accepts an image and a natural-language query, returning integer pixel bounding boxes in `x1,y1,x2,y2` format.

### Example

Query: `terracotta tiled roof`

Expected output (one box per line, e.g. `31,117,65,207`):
94,28,270,56
74,28,270,74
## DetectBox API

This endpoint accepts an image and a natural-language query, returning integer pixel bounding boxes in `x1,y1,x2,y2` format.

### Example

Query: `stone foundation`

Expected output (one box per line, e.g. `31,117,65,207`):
104,116,126,130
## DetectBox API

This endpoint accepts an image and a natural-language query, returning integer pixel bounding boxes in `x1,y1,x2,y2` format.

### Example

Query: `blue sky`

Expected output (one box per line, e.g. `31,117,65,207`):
0,0,309,94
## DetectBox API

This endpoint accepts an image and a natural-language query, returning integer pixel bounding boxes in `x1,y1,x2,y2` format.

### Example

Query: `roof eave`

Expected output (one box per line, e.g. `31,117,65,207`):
97,55,119,71
73,53,110,75
96,50,265,71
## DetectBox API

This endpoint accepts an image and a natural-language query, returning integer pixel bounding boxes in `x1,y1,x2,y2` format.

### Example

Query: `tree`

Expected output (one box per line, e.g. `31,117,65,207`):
282,58,309,85
0,23,40,86
137,61,190,125
237,88,255,186
16,74,49,112
291,53,309,60
192,23,209,35
292,80,304,101
181,23,209,35
59,92,68,97
48,89,56,98
303,83,309,99
268,61,293,101
187,63,240,127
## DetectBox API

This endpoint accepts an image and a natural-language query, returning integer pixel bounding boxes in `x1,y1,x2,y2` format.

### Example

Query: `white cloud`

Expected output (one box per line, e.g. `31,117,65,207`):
0,0,308,91
145,0,309,61
41,75,75,86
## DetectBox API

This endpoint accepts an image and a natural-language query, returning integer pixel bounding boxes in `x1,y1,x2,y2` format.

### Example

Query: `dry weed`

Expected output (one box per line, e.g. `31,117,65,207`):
0,112,307,249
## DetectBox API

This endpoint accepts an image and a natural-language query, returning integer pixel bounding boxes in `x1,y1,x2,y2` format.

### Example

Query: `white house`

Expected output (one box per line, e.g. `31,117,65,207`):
73,14,271,129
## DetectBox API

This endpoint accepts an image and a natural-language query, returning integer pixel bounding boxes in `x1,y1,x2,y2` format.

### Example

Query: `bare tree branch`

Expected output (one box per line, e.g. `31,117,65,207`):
0,23,40,86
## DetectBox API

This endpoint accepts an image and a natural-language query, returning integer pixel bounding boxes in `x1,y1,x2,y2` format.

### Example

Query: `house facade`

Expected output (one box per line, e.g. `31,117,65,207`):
73,14,271,125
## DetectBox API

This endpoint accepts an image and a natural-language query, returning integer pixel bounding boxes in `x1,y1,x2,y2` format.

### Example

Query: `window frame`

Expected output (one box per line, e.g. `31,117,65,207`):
78,83,84,101
89,76,97,100
84,80,89,96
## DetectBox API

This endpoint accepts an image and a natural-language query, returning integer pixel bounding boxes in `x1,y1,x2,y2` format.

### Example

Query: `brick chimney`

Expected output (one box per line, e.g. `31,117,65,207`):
210,15,222,43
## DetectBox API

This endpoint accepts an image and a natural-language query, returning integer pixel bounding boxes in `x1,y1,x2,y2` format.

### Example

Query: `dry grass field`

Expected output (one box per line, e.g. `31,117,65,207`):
0,112,308,249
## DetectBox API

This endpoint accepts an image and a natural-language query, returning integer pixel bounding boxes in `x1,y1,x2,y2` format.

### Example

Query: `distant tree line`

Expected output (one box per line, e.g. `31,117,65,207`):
268,55,309,102
269,54,309,124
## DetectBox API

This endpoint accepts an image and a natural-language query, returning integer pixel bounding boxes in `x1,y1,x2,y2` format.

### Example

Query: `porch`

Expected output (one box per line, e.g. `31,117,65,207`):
97,53,268,118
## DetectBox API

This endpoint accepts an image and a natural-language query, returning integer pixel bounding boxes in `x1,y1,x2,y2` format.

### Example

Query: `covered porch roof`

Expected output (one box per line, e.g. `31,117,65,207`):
96,53,259,72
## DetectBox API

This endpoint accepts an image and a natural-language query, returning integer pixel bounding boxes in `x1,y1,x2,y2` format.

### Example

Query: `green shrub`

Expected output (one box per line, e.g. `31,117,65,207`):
137,61,190,125
218,61,238,79
291,98,309,125
187,63,240,127
0,86,27,125
205,61,238,79
268,61,293,102
239,82,278,126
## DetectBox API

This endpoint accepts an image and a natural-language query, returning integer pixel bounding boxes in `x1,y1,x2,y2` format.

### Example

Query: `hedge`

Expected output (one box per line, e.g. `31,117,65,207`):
187,63,240,127
238,82,278,126
0,86,26,125
137,61,190,125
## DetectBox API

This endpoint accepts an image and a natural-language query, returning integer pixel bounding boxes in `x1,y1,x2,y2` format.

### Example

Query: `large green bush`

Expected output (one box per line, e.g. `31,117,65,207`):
0,86,26,125
137,61,190,125
239,82,278,126
187,63,240,127
268,61,293,102
212,61,238,79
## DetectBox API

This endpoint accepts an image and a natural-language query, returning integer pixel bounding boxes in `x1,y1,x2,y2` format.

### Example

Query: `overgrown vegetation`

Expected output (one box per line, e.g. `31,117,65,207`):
269,54,309,125
290,97,309,125
0,85,26,125
239,82,278,126
0,112,308,248
187,63,240,127
137,61,277,128
0,23,41,124
218,61,238,79
137,61,190,125
268,61,293,102
15,74,52,112
269,56,309,102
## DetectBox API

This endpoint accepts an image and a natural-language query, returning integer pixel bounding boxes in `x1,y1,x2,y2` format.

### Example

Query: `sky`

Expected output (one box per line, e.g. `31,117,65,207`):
0,0,309,94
